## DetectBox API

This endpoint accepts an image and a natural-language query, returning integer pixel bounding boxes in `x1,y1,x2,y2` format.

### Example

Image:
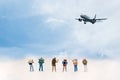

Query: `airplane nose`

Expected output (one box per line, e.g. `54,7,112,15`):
80,15,84,18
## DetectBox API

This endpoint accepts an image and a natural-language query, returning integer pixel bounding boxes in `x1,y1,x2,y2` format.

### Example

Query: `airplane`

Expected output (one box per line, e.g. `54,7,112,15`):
75,14,107,24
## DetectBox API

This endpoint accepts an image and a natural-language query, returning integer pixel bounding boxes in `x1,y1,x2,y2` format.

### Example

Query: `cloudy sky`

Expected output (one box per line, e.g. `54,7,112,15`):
0,0,120,59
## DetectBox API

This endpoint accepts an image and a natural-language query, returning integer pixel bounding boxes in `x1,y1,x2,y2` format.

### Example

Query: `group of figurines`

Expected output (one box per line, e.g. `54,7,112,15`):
28,57,88,72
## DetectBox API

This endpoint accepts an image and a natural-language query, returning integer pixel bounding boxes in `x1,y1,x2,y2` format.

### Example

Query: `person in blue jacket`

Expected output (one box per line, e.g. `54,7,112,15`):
38,57,44,71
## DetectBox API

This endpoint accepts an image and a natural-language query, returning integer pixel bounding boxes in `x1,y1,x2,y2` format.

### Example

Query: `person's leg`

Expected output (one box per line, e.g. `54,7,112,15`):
30,64,34,72
55,66,56,72
41,64,43,71
74,65,76,72
52,66,56,72
76,65,78,71
52,66,54,72
30,65,31,71
65,66,67,72
74,65,77,72
63,66,66,72
63,66,64,72
39,64,42,71
31,64,34,71
39,64,40,71
84,65,87,72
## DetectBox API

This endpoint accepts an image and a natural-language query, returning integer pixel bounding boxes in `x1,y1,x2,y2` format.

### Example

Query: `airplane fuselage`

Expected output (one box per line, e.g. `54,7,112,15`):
80,15,96,24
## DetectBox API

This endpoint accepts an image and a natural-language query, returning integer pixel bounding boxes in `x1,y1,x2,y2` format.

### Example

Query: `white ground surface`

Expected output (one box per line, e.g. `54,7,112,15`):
0,57,120,80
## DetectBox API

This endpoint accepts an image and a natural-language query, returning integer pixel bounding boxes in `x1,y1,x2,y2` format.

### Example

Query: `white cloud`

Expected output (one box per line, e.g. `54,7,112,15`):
46,18,65,23
44,17,65,30
1,0,120,59
29,0,120,58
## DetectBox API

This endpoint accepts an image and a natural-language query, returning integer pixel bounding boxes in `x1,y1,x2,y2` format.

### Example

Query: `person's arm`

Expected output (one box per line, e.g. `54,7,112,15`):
32,60,34,63
43,59,44,63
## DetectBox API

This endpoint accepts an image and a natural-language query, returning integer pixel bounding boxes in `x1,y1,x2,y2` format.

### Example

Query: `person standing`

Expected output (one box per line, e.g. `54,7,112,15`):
28,59,34,72
38,57,44,71
51,57,58,72
72,59,78,72
82,58,88,72
62,59,68,72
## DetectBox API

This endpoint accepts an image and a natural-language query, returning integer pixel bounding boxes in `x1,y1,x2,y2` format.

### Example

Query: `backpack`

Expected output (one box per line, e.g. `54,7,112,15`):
63,61,66,64
63,61,67,66
82,59,87,65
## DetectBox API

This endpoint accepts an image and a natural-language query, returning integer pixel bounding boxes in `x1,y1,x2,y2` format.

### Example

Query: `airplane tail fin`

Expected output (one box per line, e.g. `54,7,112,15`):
92,14,97,24
93,14,96,19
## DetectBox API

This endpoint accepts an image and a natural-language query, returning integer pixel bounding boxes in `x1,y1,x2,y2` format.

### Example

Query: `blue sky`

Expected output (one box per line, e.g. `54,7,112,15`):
0,0,120,59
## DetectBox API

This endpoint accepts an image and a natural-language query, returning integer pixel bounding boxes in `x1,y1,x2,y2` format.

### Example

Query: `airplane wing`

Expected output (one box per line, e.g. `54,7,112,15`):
96,18,107,20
